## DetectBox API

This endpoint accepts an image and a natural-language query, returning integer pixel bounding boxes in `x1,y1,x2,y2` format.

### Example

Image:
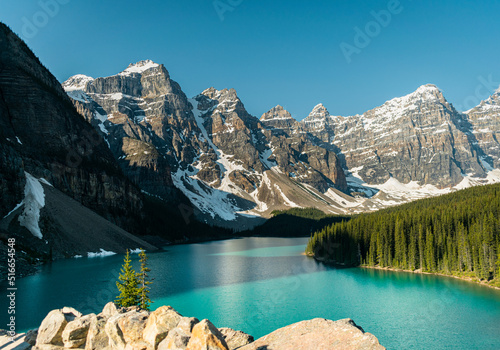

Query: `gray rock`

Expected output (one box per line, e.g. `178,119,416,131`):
62,314,94,348
157,328,190,350
238,318,384,350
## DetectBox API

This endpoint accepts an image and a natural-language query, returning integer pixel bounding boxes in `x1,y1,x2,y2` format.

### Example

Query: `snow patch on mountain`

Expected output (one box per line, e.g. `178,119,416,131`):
18,172,45,239
62,74,94,91
120,60,159,76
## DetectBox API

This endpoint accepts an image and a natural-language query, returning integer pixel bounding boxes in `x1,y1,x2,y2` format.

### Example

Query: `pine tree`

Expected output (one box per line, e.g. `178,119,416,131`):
115,250,140,307
138,248,153,310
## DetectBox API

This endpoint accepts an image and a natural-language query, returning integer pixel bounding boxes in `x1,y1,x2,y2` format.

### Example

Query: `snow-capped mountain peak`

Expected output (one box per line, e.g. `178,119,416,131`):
119,60,160,76
306,103,331,120
62,74,94,91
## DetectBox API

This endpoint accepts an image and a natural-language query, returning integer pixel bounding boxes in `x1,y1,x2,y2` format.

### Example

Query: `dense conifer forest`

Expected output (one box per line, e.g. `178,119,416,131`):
306,184,500,287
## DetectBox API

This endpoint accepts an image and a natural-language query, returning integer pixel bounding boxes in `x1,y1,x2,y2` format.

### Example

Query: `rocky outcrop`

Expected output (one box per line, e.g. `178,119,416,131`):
218,328,253,350
35,307,82,347
15,304,384,350
466,87,500,169
238,318,384,350
301,85,486,187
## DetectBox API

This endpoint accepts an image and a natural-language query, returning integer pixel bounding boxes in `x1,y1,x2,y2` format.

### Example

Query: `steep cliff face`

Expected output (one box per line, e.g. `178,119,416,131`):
0,23,143,226
467,87,500,169
302,85,486,188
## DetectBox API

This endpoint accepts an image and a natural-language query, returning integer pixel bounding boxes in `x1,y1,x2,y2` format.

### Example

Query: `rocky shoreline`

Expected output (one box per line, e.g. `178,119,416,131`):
1,303,385,350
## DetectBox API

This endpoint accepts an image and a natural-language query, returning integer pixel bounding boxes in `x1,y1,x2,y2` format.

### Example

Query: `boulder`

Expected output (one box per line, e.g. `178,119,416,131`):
238,318,385,350
101,302,120,318
119,311,150,345
62,314,94,348
157,328,190,350
36,308,82,346
33,345,65,350
142,306,182,349
186,319,229,350
85,315,109,350
105,313,127,350
218,328,253,350
177,317,199,335
123,340,151,350
25,329,39,346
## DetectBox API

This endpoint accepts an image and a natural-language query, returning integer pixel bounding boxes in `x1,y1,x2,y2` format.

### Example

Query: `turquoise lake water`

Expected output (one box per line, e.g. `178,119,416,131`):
1,237,500,349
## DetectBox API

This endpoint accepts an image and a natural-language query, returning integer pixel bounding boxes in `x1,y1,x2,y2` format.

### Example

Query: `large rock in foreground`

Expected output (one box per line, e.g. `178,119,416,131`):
10,304,385,350
238,318,385,350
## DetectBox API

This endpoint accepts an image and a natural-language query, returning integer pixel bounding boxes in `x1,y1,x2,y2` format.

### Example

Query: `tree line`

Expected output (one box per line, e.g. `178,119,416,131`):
306,183,500,287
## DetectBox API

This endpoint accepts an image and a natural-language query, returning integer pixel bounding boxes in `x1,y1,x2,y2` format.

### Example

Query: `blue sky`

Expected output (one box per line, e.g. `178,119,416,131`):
1,0,499,119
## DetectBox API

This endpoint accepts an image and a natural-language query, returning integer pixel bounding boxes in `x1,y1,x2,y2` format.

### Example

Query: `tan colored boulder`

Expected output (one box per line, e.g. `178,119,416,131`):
218,328,253,350
124,340,151,350
62,314,94,348
36,308,82,346
238,318,385,350
157,328,190,350
142,306,182,349
101,302,120,318
85,315,109,350
120,310,150,344
177,317,199,335
33,345,65,350
186,319,229,350
105,313,127,350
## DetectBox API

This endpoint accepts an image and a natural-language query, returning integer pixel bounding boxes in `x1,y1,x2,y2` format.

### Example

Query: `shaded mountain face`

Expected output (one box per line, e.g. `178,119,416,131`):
0,23,142,226
0,23,165,263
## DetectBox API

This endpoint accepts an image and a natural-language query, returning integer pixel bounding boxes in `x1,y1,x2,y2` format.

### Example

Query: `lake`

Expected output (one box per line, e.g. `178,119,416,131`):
2,237,500,349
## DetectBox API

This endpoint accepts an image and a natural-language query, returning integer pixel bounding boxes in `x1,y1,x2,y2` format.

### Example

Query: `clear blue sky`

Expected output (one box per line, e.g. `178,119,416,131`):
1,0,499,119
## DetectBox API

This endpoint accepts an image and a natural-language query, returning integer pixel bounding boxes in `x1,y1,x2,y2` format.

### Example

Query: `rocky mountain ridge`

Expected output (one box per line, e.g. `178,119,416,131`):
64,61,500,225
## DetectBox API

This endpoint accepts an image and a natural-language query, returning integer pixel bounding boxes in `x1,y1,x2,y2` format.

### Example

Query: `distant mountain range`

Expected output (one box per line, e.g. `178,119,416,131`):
62,60,500,227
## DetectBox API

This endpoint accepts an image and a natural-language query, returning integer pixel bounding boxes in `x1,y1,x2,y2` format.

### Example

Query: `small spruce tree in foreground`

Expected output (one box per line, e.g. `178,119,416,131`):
138,248,153,310
115,250,140,307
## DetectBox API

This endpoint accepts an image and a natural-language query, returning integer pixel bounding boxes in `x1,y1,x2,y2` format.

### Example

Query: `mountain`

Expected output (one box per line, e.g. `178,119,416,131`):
63,62,500,225
0,24,232,272
63,67,348,228
466,86,500,169
302,84,486,187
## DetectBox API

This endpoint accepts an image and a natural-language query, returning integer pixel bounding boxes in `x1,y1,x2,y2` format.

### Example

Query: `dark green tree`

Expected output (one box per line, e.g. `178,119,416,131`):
115,250,140,307
138,248,153,310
